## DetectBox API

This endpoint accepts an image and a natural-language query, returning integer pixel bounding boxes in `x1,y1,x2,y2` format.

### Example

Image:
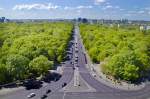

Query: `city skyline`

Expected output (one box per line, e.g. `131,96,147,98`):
0,0,150,20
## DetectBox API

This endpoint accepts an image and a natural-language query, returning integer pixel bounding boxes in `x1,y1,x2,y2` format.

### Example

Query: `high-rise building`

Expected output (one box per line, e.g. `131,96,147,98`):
140,25,150,31
0,17,9,23
1,17,5,22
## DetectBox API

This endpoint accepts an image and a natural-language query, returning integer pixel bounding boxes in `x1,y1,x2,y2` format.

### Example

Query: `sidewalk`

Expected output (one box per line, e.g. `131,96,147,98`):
0,87,24,97
92,63,145,91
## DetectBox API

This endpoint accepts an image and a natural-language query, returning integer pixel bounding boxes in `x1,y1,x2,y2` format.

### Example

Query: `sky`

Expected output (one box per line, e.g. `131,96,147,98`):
0,0,150,20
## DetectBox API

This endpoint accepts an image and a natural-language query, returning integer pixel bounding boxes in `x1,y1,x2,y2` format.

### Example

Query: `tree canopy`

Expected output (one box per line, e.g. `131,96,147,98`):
80,23,150,82
0,22,73,84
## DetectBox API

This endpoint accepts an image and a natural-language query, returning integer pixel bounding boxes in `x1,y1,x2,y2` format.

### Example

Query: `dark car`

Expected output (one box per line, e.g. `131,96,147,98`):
62,82,67,88
73,67,75,70
41,95,47,99
65,55,71,60
71,61,74,65
75,59,78,62
46,89,51,94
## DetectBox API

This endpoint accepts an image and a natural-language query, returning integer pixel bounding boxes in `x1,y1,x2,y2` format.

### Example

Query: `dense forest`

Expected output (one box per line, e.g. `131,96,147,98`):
0,22,73,84
80,24,150,82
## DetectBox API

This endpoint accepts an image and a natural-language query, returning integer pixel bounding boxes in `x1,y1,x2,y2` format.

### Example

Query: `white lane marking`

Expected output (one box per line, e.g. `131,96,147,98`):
63,87,66,99
62,92,66,99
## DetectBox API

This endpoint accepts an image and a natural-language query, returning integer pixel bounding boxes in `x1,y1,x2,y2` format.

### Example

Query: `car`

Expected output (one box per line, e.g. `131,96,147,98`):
41,94,47,99
73,67,75,70
75,54,78,58
62,82,67,88
75,58,78,62
75,50,78,53
75,47,78,50
46,89,51,94
71,62,74,65
65,55,70,60
27,93,36,98
92,73,96,77
75,56,78,59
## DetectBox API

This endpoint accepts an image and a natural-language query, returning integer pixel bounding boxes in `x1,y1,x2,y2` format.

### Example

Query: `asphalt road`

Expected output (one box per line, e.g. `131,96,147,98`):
1,24,150,99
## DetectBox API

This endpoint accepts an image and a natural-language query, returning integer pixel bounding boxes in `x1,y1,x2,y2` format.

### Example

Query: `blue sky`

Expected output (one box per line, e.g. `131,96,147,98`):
0,0,150,20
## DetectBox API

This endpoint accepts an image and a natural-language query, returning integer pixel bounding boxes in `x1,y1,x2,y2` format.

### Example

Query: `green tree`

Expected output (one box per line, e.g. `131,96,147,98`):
123,64,139,81
80,23,150,82
102,49,141,81
0,22,73,84
29,55,53,76
6,54,30,80
0,64,10,84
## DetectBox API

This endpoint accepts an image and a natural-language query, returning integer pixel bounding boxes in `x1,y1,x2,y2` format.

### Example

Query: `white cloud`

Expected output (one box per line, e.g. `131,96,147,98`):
115,6,120,9
124,13,132,17
128,11,136,14
0,7,3,10
64,6,71,10
77,6,93,9
64,5,93,10
128,10,147,15
13,3,93,11
120,9,125,11
145,7,150,11
95,0,106,4
77,10,81,13
96,0,106,2
125,9,150,18
106,5,113,8
102,5,124,11
102,5,113,10
13,3,60,10
76,10,82,16
137,10,145,14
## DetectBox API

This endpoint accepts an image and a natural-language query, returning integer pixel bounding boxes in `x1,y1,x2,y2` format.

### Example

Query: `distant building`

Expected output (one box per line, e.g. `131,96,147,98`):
147,26,150,30
118,24,120,28
0,17,5,22
140,25,150,31
0,17,9,23
82,18,88,23
0,18,2,22
140,26,144,30
77,18,88,23
121,19,128,24
110,24,113,27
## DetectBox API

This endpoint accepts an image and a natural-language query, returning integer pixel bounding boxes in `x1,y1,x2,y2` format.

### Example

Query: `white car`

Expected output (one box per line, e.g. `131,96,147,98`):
27,93,36,98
